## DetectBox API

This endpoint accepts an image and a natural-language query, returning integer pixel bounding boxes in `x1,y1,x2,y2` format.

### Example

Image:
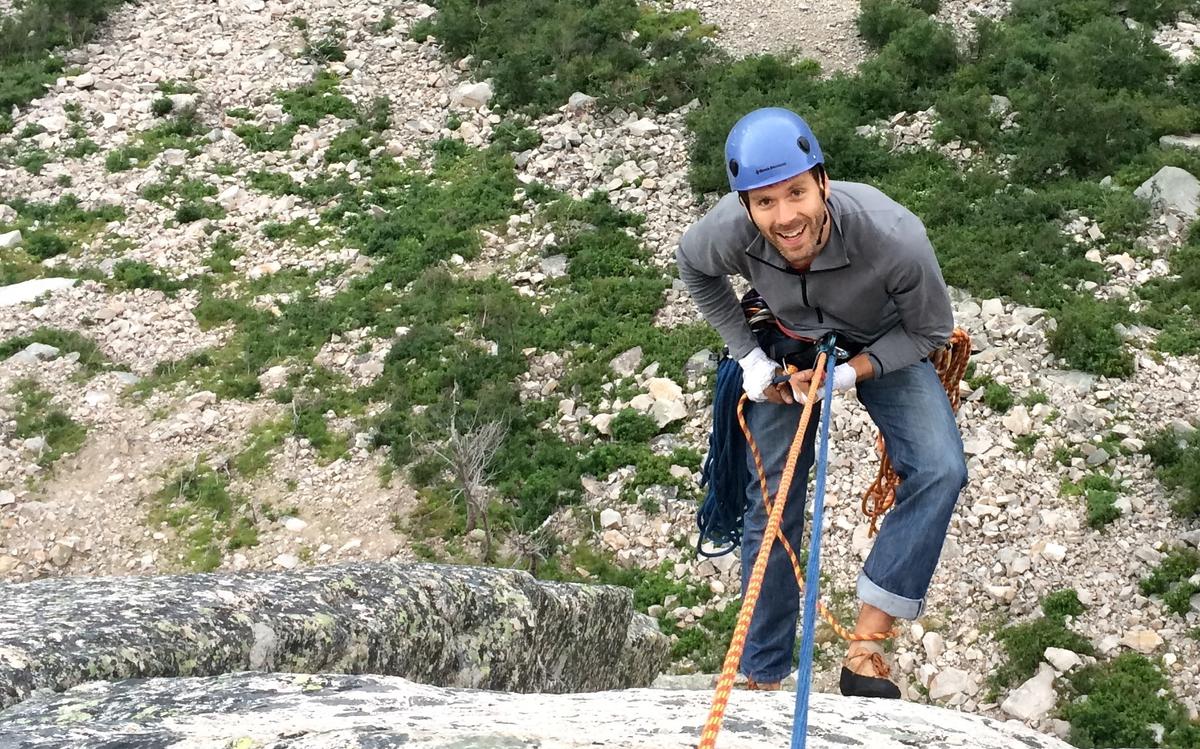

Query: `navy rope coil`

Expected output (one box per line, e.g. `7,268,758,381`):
696,356,751,558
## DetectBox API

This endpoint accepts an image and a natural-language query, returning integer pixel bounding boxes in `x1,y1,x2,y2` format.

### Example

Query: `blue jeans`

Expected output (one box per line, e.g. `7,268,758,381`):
738,359,967,683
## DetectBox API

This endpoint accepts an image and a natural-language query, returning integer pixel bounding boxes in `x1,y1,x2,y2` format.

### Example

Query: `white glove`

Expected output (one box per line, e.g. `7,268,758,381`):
798,362,858,404
737,347,778,402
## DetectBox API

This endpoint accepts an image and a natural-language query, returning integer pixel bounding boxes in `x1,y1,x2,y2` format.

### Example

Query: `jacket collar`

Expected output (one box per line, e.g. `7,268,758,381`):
741,189,850,273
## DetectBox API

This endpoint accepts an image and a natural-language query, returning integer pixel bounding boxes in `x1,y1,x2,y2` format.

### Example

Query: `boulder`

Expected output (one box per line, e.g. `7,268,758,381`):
0,278,77,307
0,671,1077,748
0,563,668,710
1134,165,1200,221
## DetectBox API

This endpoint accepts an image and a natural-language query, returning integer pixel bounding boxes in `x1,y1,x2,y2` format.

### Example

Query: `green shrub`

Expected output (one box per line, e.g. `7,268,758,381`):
150,465,258,571
325,125,373,163
1047,296,1134,377
966,372,1014,412
205,234,242,274
109,260,182,293
0,328,110,375
0,0,135,113
1041,588,1085,619
857,0,928,49
303,27,347,63
992,590,1093,689
23,231,69,260
1140,239,1200,356
665,599,741,671
279,70,356,125
16,149,50,174
1139,546,1200,615
491,120,542,152
233,123,297,152
10,378,87,466
609,409,660,442
416,0,720,114
174,200,223,224
1144,427,1200,518
1063,652,1200,749
151,97,174,116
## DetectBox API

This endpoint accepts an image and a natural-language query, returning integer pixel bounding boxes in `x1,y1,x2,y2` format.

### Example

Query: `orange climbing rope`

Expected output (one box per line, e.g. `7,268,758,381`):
698,329,972,749
860,328,973,536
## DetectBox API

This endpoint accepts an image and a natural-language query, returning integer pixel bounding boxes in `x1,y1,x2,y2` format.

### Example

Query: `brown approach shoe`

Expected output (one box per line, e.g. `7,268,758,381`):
839,642,900,699
745,679,782,691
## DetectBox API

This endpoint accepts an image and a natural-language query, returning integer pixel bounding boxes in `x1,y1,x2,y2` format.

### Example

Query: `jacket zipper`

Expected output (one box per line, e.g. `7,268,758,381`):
799,275,825,324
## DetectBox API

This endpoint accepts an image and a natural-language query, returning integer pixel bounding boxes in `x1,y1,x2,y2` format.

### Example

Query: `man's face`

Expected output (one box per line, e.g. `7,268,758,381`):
745,170,827,271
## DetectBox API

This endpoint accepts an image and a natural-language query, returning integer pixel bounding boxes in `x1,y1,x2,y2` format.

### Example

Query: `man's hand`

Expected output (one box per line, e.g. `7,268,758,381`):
784,362,858,404
737,348,780,403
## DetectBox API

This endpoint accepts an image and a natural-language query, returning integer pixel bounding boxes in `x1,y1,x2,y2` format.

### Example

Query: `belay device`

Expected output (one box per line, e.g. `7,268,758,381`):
695,289,860,558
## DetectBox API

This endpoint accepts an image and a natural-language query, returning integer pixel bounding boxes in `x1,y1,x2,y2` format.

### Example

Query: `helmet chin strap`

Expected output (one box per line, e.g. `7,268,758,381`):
814,169,832,247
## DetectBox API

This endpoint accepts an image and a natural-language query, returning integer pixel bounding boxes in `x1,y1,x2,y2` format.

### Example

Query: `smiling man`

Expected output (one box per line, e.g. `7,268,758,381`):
676,107,968,698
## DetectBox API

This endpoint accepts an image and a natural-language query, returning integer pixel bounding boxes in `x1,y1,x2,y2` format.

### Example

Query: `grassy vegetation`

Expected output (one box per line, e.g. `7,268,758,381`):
150,465,259,571
1144,427,1200,518
0,0,136,132
0,328,111,376
1061,473,1122,530
411,0,721,114
990,589,1093,692
0,195,125,283
8,378,87,467
1062,653,1200,749
1140,546,1200,616
964,369,1015,412
104,109,205,172
1138,224,1200,355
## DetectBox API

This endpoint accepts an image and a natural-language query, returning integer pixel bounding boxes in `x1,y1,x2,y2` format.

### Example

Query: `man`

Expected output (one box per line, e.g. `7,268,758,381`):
676,107,968,698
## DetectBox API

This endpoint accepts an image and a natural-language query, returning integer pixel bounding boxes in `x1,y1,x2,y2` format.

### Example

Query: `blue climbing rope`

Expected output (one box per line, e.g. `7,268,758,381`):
792,337,839,749
696,356,750,558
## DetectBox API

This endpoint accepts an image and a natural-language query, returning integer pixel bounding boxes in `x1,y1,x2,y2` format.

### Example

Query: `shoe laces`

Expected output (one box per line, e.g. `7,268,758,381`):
746,679,782,691
846,648,891,679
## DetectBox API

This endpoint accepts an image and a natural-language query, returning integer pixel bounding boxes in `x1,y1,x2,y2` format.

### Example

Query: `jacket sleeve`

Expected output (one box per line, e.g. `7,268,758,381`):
861,214,954,377
675,204,760,361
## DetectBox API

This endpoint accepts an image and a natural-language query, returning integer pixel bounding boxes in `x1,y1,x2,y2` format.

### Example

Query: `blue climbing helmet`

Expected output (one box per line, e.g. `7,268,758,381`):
724,107,824,193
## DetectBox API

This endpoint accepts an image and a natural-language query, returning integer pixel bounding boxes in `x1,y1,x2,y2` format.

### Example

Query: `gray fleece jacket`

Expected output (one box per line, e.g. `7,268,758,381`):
676,181,954,378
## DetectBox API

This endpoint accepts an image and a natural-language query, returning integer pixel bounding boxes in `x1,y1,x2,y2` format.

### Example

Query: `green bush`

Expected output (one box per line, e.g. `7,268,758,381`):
1041,588,1085,619
1047,296,1134,377
609,409,660,442
857,0,928,49
109,260,182,293
0,0,134,112
10,378,87,466
1140,238,1200,355
279,70,356,126
1085,487,1120,529
1063,652,1200,749
1139,546,1200,615
416,0,720,114
22,231,69,260
991,590,1094,689
150,465,258,571
966,372,1014,412
0,328,110,375
1143,426,1200,517
1062,474,1122,529
151,97,174,116
233,123,297,152
174,200,223,224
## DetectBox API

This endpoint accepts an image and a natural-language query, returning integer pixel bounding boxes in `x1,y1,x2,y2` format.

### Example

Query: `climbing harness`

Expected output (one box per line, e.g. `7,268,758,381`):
696,291,860,558
697,326,973,749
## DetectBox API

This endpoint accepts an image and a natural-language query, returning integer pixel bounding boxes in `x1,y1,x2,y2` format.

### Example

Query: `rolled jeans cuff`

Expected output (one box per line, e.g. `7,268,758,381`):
857,571,924,620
